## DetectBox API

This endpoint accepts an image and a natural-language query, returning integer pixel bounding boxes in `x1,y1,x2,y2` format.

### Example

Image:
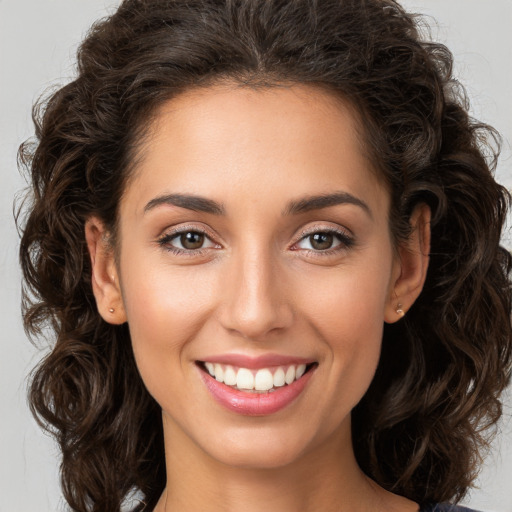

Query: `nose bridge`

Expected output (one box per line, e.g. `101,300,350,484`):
220,240,292,339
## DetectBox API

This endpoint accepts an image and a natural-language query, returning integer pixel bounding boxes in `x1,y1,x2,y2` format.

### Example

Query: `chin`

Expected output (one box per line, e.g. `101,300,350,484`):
209,439,308,470
193,420,332,471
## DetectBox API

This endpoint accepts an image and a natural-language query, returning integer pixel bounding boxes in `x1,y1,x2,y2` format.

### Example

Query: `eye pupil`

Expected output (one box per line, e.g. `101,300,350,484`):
181,232,204,249
310,232,334,250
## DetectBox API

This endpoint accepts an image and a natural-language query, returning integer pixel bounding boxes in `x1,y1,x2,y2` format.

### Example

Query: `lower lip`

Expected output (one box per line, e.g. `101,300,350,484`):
199,366,315,416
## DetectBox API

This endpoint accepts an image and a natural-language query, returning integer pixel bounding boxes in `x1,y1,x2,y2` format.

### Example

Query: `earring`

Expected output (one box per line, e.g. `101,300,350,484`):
109,307,115,313
396,303,405,316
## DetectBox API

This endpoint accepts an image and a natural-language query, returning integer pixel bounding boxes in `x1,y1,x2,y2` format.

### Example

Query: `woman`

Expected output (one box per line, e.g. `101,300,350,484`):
18,0,512,511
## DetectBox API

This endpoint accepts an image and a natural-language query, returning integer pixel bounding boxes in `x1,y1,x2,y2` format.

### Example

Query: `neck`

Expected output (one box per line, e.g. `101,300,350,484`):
155,414,418,512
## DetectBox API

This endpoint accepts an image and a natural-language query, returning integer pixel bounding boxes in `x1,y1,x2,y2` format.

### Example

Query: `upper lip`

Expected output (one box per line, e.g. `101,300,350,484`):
197,353,316,369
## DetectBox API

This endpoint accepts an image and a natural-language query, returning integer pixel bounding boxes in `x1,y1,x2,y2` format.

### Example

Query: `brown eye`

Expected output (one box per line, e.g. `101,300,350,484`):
295,228,353,254
180,231,205,249
158,228,218,254
309,232,334,250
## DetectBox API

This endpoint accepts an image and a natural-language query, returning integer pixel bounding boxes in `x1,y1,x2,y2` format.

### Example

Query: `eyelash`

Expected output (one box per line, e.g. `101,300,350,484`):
292,226,355,257
157,225,354,257
157,225,219,257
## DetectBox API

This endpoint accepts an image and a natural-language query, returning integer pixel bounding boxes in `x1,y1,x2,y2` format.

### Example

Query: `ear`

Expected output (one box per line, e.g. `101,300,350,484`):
385,203,431,323
85,216,127,325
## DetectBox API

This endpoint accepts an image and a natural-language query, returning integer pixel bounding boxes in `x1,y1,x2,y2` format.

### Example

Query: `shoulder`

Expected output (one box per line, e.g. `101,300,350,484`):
420,504,483,512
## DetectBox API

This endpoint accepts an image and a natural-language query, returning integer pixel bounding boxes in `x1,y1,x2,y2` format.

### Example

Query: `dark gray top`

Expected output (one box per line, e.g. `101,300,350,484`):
420,505,480,512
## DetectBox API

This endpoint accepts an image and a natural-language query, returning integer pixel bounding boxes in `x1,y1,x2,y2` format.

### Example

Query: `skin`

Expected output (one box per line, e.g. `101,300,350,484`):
86,84,430,512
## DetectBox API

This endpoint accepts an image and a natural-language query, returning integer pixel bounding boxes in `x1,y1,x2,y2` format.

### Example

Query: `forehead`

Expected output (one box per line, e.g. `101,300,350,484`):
123,83,388,218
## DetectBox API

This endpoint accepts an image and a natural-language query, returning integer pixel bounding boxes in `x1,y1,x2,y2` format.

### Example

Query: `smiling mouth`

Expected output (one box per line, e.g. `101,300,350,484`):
197,361,317,393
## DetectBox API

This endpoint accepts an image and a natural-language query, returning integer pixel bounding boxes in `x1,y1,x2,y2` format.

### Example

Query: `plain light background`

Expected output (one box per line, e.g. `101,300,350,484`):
1,0,511,511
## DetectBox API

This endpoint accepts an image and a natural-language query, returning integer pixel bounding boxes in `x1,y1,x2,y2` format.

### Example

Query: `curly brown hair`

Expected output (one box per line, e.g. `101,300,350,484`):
18,1,512,511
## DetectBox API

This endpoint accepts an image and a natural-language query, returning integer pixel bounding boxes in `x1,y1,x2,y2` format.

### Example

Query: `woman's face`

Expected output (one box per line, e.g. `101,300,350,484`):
99,84,415,469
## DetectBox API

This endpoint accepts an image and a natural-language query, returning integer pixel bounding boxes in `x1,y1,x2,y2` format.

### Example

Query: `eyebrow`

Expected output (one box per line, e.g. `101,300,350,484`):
283,192,372,218
144,191,371,217
144,193,226,215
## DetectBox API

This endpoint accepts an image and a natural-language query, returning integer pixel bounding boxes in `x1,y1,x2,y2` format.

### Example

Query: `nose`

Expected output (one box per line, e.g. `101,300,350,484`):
218,246,293,340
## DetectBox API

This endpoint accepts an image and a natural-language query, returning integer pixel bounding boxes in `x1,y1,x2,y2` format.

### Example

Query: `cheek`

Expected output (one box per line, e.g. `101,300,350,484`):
294,255,392,398
121,259,217,334
297,257,391,338
118,258,219,389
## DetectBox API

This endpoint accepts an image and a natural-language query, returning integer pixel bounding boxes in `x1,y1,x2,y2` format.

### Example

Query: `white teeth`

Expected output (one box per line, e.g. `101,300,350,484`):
236,368,255,390
205,362,215,376
296,364,306,379
285,366,296,385
203,362,312,391
254,369,274,391
223,365,237,386
214,363,224,382
273,367,285,387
